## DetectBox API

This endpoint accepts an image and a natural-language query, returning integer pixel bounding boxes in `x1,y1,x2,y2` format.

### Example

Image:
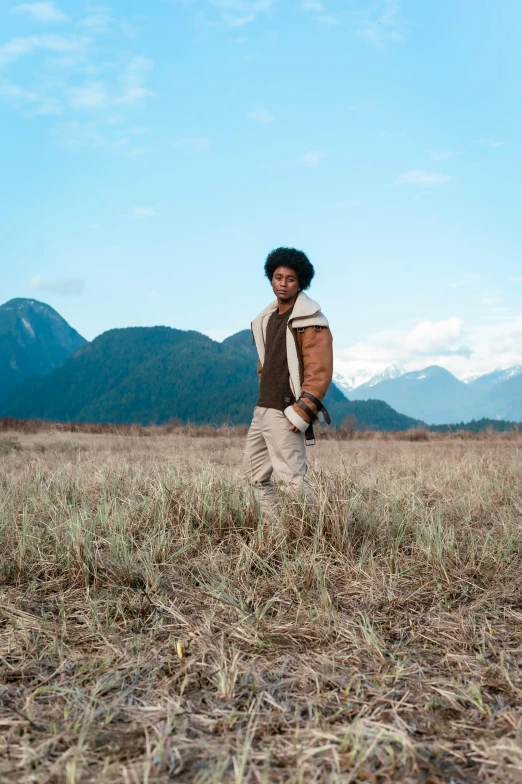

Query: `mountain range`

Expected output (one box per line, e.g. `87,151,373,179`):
0,299,420,430
338,363,522,425
2,297,520,429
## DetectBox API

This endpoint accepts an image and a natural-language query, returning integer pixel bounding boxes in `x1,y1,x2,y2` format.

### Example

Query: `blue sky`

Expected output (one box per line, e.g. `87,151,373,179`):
1,0,521,383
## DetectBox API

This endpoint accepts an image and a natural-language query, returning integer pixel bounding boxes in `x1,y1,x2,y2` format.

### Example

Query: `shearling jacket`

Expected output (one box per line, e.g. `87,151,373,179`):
251,292,333,432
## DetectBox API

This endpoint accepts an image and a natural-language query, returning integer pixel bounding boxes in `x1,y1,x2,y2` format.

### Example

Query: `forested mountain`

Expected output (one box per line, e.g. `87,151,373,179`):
3,325,422,430
431,418,522,433
0,298,86,402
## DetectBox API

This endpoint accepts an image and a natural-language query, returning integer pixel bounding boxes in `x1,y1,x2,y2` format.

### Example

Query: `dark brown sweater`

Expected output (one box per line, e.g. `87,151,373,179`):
257,308,294,411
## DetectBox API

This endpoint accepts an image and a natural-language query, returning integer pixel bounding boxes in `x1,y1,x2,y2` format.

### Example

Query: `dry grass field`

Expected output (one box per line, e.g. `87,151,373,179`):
1,426,522,783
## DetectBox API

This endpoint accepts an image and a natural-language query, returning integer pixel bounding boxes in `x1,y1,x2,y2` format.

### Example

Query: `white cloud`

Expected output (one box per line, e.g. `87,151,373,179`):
172,137,211,152
335,313,522,385
8,54,154,114
477,138,505,149
453,317,522,378
428,149,457,161
81,4,113,33
29,275,86,295
126,146,149,157
209,0,274,26
317,13,338,24
335,318,467,384
447,276,480,289
0,34,88,67
53,120,108,148
0,76,64,113
69,81,108,109
132,206,156,219
405,318,463,354
300,1,324,10
298,1,337,24
12,2,68,23
52,120,151,153
247,108,273,124
0,78,35,101
0,19,155,146
394,170,450,187
353,0,406,46
299,151,325,167
481,290,503,306
115,56,154,105
33,98,63,113
225,14,255,26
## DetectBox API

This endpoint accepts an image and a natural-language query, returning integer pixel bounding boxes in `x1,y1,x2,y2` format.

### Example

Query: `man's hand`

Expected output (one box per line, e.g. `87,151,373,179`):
288,424,299,432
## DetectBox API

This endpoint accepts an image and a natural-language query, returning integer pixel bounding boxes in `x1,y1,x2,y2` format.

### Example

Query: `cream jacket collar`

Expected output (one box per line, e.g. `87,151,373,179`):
252,291,322,325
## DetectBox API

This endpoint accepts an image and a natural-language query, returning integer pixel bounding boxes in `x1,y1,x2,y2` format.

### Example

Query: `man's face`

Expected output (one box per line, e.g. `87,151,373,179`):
271,266,300,301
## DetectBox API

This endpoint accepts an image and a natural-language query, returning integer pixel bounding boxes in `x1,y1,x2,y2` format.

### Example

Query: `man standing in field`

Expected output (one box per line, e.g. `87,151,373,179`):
244,247,333,516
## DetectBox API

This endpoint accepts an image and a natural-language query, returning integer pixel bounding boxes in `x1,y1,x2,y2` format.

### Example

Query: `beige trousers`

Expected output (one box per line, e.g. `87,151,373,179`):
242,406,313,516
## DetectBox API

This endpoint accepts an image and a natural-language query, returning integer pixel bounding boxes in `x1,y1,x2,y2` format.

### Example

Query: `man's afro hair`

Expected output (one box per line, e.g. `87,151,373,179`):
264,247,315,291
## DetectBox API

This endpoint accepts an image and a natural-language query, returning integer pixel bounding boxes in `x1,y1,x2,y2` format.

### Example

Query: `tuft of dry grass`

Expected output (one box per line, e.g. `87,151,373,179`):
1,427,522,782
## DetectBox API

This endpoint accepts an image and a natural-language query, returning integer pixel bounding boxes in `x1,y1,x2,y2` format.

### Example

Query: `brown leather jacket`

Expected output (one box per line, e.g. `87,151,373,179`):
252,292,333,431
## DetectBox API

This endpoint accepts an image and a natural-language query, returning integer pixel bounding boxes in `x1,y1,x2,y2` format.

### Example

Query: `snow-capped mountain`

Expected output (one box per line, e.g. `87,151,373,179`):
503,366,522,380
334,363,406,395
466,366,522,390
345,363,522,424
349,366,468,424
355,362,406,390
333,372,357,394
